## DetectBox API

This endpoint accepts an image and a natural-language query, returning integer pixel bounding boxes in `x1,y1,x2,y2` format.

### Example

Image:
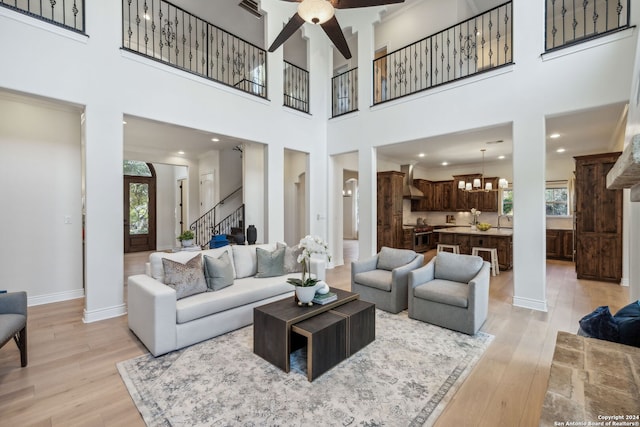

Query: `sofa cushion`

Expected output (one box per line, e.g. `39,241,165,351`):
162,254,208,299
354,269,393,292
203,251,235,291
613,300,640,347
149,246,235,282
232,244,276,279
256,247,285,278
434,252,484,283
176,274,296,324
376,246,417,271
413,279,469,308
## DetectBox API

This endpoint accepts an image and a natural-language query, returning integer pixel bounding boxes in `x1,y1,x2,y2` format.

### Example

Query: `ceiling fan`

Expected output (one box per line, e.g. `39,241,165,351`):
268,0,405,60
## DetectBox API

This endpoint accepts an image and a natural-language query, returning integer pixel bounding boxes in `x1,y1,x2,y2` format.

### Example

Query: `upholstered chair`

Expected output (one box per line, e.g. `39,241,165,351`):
0,291,28,367
351,246,424,313
408,251,490,335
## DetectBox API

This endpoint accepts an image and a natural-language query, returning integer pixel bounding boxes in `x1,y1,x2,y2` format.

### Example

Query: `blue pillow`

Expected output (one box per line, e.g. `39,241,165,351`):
614,301,640,347
578,306,620,343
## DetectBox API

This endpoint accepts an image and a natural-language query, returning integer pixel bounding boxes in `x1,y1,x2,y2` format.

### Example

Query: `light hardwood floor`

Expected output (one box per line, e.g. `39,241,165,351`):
0,249,629,426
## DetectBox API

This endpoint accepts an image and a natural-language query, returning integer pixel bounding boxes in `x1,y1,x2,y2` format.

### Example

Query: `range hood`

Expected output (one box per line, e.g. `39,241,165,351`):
401,164,424,199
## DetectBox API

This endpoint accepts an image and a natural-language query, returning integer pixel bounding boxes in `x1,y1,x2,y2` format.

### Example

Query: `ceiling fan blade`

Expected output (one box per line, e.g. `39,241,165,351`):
332,0,405,9
320,15,352,59
268,13,306,53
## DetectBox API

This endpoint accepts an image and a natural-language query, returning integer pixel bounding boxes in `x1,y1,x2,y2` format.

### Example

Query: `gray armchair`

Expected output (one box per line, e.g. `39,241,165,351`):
408,251,490,335
351,246,424,313
0,291,28,367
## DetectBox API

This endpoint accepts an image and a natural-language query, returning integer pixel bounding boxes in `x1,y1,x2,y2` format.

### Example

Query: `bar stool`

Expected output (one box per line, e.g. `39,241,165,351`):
471,247,500,276
437,244,460,254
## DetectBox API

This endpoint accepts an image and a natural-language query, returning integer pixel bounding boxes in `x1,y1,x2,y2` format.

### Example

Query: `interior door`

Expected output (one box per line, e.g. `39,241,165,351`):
124,175,157,253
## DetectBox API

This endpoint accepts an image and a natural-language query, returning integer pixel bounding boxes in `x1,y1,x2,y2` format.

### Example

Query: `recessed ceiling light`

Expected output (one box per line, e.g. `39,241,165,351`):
556,148,566,153
211,138,220,142
441,161,448,166
178,151,185,155
498,155,505,159
550,133,561,139
418,153,425,157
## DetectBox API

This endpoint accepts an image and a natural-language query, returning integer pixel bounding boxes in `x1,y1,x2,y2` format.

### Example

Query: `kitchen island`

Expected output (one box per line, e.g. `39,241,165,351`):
436,227,513,270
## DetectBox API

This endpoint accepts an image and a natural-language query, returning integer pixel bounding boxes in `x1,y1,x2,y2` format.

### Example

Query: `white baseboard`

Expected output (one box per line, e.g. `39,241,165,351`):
83,303,127,323
620,277,630,287
28,289,84,306
513,296,548,312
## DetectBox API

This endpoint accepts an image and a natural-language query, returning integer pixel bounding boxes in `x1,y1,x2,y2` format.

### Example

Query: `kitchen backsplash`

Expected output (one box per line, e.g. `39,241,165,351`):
403,200,573,229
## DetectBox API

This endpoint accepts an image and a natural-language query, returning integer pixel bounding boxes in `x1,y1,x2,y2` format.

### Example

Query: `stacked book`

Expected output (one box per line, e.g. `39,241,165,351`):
312,291,337,305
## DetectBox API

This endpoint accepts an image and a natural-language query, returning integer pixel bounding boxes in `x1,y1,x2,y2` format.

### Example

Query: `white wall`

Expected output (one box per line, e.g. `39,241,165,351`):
284,149,307,245
0,93,83,305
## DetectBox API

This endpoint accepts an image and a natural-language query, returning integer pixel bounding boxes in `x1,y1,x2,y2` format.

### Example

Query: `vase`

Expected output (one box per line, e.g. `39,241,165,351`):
181,239,194,247
247,225,257,245
295,284,320,306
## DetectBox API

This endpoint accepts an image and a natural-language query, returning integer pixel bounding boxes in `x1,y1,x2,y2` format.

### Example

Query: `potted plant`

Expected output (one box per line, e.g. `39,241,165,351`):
287,235,331,306
177,230,195,247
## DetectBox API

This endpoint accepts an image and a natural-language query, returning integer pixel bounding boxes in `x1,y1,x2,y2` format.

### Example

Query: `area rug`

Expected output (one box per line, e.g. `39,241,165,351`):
117,310,493,426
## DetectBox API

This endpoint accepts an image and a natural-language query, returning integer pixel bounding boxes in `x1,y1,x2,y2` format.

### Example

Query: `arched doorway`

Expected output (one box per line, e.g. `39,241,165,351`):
124,161,157,252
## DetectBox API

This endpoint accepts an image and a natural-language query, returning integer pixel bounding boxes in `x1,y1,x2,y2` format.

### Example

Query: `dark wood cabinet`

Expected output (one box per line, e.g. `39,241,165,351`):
402,228,413,250
438,232,512,270
377,171,405,252
546,229,574,261
432,180,453,211
410,179,433,211
574,152,622,282
451,175,499,212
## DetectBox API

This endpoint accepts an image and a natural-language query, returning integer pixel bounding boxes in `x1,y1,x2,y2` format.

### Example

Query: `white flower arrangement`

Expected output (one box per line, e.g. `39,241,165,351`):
287,235,331,287
470,208,482,226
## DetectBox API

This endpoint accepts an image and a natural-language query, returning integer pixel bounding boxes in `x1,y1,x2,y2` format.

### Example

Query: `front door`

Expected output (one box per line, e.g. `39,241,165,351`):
124,162,157,253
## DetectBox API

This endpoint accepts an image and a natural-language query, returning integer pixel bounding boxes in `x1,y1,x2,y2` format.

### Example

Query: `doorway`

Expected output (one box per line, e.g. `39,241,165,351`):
124,161,157,253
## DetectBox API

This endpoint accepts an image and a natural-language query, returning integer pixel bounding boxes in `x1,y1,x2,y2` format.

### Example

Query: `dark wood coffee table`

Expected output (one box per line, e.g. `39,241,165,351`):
253,288,374,380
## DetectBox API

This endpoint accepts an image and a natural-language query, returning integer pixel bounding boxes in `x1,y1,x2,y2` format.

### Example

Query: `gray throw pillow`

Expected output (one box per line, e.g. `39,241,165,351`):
203,251,234,291
162,254,207,299
278,243,303,274
256,247,285,278
376,246,417,271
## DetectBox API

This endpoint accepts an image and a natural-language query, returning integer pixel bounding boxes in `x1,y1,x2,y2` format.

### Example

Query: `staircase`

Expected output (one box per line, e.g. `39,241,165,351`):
190,187,244,247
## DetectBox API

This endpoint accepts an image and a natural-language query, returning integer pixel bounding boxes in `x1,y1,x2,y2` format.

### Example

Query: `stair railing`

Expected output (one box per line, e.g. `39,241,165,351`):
190,187,242,246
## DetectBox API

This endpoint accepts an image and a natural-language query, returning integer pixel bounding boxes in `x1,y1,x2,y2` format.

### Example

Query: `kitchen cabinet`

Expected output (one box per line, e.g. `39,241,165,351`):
574,153,622,282
402,228,413,250
451,175,499,212
377,171,405,252
546,229,574,261
438,229,513,270
432,180,453,211
411,179,433,211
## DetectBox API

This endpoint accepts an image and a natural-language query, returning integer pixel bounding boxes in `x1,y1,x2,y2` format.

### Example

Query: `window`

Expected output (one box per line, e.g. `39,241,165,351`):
501,189,513,215
545,187,569,216
124,160,153,177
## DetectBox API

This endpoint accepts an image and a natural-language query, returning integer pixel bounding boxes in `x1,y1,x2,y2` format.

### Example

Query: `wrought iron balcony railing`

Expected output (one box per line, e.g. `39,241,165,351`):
1,0,85,33
332,67,358,117
284,61,310,113
373,1,512,105
122,0,267,99
545,0,630,52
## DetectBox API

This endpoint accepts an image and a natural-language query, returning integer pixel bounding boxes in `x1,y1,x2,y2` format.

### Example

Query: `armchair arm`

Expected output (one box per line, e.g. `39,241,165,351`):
351,255,379,286
391,254,425,288
0,292,27,316
127,274,177,357
408,258,435,289
468,261,491,311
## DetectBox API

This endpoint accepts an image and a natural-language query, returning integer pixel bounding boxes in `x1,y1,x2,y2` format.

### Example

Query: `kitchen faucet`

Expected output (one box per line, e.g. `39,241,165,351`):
498,215,512,229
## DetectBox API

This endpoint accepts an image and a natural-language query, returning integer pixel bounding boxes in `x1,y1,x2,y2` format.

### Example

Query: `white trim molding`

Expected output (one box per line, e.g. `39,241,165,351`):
83,303,127,323
513,296,548,312
27,288,84,307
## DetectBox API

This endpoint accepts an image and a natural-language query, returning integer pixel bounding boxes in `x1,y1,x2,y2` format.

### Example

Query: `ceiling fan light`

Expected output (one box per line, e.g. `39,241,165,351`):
298,0,334,24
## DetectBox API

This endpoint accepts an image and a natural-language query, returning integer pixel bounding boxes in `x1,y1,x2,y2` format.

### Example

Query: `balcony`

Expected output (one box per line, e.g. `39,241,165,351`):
332,67,358,118
545,0,631,52
284,61,309,113
0,0,85,33
372,1,513,105
121,0,267,99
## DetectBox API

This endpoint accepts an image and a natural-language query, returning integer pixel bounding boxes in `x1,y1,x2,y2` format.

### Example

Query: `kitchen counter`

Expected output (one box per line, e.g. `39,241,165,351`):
436,227,513,270
437,227,513,236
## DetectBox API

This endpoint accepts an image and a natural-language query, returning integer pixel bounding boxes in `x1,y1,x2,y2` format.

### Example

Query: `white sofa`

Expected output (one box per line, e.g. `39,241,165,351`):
127,243,325,357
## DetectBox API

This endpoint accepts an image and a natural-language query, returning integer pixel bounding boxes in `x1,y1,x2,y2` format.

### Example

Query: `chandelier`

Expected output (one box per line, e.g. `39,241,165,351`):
458,149,508,192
